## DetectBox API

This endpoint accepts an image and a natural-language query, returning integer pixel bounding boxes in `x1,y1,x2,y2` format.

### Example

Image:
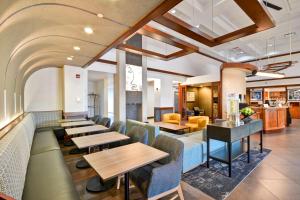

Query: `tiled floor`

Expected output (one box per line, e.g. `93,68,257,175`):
62,119,300,200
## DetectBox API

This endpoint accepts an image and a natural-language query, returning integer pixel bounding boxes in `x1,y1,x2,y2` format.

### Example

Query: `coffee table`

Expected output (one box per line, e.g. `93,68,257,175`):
207,120,263,177
84,142,169,200
153,122,190,134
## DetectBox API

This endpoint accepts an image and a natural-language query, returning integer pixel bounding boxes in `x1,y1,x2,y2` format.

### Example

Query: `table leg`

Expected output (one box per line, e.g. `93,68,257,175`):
76,147,92,169
247,136,250,163
260,130,263,153
207,138,210,168
124,172,130,200
228,142,232,177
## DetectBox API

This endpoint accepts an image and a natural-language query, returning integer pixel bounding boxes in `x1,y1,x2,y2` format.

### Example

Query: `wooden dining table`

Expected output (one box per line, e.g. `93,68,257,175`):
61,120,95,128
65,124,109,154
84,142,169,200
65,125,108,136
58,118,86,123
72,132,129,170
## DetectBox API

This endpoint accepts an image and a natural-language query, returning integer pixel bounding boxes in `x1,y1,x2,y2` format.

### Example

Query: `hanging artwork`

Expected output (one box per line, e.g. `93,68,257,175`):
126,64,142,91
187,92,195,102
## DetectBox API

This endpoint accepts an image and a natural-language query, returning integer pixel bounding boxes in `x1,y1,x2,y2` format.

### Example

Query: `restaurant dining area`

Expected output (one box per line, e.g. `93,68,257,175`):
1,1,300,200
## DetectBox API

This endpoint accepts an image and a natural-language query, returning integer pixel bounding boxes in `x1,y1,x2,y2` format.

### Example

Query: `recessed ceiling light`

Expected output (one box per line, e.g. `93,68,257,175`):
268,44,273,47
195,25,200,28
84,26,94,34
73,46,80,51
67,57,73,61
70,55,74,58
171,10,176,14
97,13,104,18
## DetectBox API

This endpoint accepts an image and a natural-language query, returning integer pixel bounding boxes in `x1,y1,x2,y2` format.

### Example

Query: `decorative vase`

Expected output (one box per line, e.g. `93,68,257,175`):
242,116,252,124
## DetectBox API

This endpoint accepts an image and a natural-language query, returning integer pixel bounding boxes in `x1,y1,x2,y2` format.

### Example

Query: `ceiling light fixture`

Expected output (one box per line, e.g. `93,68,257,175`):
73,46,80,51
84,26,94,34
195,25,200,28
67,57,73,61
97,13,104,18
268,43,273,47
255,71,285,78
171,10,176,14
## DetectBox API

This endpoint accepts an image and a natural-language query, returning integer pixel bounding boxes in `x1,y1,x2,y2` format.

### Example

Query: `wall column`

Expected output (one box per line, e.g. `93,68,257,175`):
222,68,247,119
114,50,126,121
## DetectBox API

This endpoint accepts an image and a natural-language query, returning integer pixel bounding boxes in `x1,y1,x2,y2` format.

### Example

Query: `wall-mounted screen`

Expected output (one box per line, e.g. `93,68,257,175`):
288,89,300,101
251,90,262,101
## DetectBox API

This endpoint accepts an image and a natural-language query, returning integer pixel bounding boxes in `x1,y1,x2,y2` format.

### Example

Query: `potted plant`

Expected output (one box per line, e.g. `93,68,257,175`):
240,107,255,123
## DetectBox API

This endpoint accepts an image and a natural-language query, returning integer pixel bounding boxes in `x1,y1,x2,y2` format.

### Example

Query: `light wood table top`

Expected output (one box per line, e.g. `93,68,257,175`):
65,124,108,136
58,118,86,123
84,142,169,181
72,132,129,149
153,122,189,131
61,120,95,128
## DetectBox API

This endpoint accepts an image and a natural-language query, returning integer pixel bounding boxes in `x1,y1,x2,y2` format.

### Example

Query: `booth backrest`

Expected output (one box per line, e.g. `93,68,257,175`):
32,111,62,128
126,119,160,146
0,113,35,200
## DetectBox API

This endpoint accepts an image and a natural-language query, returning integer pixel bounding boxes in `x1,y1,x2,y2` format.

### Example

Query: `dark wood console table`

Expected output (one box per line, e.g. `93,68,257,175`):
207,120,263,177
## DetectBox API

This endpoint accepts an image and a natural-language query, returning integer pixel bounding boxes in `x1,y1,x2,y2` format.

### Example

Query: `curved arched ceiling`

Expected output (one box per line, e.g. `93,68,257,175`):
0,0,164,120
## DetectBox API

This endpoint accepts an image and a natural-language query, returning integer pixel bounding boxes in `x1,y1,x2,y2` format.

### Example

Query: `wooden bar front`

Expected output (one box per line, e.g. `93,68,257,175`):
251,107,287,133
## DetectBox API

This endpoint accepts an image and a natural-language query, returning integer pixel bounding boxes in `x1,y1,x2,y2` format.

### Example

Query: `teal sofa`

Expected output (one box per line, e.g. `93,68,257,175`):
126,119,241,173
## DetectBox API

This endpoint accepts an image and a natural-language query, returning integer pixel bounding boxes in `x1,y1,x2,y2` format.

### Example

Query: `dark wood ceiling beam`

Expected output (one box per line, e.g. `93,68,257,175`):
154,13,215,47
233,0,275,30
195,51,226,63
96,59,117,65
154,0,275,47
137,25,226,62
166,50,193,60
138,25,198,51
215,24,257,44
83,0,183,67
242,51,300,63
117,44,168,61
95,59,193,77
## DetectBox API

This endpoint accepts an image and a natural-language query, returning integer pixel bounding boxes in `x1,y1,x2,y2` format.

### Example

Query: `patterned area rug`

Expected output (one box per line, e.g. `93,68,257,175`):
182,149,271,200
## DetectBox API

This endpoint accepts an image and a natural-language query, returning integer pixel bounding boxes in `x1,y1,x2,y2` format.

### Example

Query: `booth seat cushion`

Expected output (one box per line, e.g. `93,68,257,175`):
0,123,31,200
30,131,60,155
22,150,79,200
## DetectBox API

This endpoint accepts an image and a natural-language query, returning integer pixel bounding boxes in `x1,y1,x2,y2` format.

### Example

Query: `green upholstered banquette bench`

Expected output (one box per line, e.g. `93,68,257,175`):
0,112,79,200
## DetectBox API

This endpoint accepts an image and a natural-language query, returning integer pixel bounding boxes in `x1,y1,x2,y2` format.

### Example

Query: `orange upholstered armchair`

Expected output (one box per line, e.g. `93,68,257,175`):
185,116,209,132
162,113,181,125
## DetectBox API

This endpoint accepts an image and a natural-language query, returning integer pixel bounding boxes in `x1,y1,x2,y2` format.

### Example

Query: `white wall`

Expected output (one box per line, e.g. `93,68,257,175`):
24,68,62,111
148,71,186,107
63,65,88,113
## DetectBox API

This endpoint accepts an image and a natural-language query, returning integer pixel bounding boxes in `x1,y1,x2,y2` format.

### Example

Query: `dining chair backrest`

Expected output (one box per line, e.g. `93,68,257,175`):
109,121,126,134
97,117,111,128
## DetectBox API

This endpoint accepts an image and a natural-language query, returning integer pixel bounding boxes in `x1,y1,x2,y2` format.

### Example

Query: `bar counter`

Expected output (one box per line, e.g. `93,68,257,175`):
251,106,288,133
